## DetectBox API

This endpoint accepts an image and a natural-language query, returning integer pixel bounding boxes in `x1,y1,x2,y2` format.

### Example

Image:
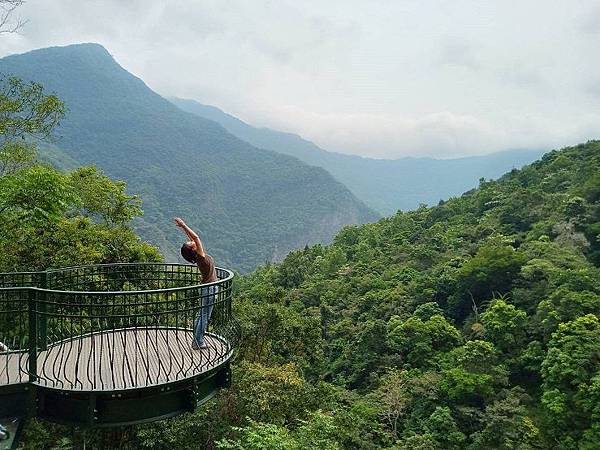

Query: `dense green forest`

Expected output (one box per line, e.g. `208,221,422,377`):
245,140,600,448
159,141,598,449
0,43,376,272
144,140,598,449
172,97,545,215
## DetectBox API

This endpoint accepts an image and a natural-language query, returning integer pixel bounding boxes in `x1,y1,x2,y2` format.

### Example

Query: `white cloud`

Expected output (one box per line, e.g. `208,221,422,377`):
0,0,599,158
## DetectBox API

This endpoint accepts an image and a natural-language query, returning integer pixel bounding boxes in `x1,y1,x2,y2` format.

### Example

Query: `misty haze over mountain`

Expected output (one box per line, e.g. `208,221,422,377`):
171,97,546,214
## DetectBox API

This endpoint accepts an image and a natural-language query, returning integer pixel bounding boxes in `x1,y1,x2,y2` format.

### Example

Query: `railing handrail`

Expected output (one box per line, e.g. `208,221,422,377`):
1,261,209,274
0,264,233,295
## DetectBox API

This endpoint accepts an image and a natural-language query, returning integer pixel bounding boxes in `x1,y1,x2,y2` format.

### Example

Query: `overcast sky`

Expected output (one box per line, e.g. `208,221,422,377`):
0,0,599,158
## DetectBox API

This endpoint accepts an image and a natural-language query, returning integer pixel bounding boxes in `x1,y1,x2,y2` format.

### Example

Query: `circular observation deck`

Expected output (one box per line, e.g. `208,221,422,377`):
0,263,239,427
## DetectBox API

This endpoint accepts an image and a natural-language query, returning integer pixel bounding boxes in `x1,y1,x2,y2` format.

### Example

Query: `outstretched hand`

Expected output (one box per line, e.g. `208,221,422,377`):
174,217,204,255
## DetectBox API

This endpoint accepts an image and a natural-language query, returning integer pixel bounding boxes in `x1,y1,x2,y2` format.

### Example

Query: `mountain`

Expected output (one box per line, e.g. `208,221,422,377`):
0,44,377,272
171,97,546,215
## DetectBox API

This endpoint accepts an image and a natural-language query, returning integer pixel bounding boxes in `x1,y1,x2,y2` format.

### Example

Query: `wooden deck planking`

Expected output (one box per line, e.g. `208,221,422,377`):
0,328,229,391
0,351,27,385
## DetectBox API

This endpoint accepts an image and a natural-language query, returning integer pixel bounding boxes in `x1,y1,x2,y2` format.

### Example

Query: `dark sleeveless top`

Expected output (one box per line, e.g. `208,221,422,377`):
197,253,217,283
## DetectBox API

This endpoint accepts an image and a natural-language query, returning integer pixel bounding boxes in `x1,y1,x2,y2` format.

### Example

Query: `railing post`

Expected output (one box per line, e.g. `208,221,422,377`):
228,280,232,318
38,272,47,351
27,288,37,383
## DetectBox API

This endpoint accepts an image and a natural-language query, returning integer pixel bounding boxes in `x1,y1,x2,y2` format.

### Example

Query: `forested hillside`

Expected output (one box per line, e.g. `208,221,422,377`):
122,141,598,449
0,44,376,272
171,97,545,215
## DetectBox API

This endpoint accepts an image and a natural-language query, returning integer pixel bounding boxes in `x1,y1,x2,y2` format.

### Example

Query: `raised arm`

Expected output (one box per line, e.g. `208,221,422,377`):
175,217,206,257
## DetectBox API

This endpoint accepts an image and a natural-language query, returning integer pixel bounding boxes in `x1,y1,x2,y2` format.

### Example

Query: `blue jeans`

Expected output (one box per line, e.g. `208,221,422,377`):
193,285,217,346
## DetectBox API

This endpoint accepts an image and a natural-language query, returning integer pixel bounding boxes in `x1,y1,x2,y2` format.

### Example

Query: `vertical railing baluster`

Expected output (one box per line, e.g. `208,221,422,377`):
39,271,47,351
27,288,37,383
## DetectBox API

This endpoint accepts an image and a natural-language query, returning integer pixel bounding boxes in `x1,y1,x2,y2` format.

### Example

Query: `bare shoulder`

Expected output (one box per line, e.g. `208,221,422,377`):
197,253,214,265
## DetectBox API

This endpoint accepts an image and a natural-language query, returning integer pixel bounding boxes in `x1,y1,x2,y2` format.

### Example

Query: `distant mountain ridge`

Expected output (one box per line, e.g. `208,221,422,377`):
0,43,377,271
171,97,546,214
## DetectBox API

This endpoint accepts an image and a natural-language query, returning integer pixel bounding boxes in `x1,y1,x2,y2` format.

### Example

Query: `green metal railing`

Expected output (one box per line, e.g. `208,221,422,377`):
0,263,239,392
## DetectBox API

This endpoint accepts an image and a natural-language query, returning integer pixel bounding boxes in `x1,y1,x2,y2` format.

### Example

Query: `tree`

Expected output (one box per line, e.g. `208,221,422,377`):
0,164,75,223
578,374,600,450
234,300,323,371
0,74,67,222
375,369,441,440
451,243,525,320
0,140,35,176
481,298,528,354
227,362,326,426
217,420,295,450
0,76,65,142
387,314,461,367
541,315,600,446
0,0,26,34
70,166,142,225
440,340,508,404
420,406,466,450
413,302,445,321
376,369,412,440
467,388,540,450
536,287,600,339
542,314,600,390
217,412,342,450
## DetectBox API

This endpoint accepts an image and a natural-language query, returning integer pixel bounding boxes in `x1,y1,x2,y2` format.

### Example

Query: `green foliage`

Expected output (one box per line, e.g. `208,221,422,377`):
70,166,142,225
412,302,444,320
540,315,600,447
467,388,540,450
217,412,342,450
220,142,600,448
480,298,528,354
218,420,296,450
440,340,508,404
536,287,600,338
542,315,600,389
0,141,36,176
0,159,160,270
0,163,76,225
375,369,441,441
425,407,466,449
451,242,525,320
387,314,461,367
227,362,326,426
0,76,65,141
